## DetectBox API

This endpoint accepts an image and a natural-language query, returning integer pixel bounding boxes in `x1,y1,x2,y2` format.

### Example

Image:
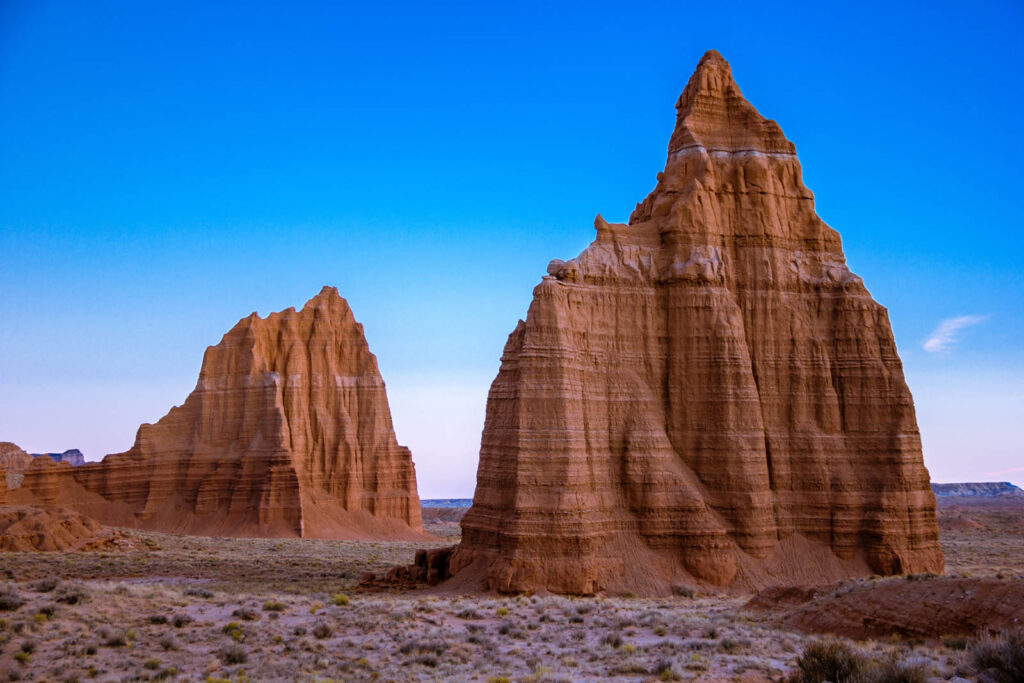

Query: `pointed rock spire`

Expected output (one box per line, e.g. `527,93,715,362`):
665,50,795,162
631,51,808,225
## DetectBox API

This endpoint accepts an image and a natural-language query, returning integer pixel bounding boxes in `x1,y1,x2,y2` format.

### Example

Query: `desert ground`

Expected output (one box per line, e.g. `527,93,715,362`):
0,499,1022,682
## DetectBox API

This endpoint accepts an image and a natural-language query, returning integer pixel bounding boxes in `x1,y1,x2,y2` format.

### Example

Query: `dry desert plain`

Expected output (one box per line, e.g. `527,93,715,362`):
0,495,1023,682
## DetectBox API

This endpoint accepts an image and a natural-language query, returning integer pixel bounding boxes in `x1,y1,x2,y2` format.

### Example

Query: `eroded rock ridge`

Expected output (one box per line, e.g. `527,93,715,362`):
13,288,425,539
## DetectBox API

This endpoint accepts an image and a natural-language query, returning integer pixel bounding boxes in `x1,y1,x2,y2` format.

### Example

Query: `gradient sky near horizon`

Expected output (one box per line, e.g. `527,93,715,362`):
1,1,1022,497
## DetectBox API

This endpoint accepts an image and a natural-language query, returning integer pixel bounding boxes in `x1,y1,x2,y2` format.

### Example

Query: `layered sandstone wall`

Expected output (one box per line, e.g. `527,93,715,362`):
14,287,425,540
452,51,943,595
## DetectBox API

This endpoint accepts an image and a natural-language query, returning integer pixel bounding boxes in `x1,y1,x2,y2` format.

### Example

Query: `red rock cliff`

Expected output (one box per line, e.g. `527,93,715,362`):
16,287,425,540
451,51,943,594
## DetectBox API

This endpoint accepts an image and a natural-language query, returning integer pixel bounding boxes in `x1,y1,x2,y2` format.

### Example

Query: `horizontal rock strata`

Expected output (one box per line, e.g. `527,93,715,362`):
451,50,943,595
13,288,426,540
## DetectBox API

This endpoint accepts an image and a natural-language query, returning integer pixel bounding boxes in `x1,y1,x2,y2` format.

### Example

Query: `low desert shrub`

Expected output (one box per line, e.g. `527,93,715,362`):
263,600,286,612
654,658,682,681
221,622,245,642
672,585,696,598
788,639,866,683
330,593,350,606
0,588,23,612
29,579,57,593
399,638,448,656
411,654,438,667
312,621,333,639
54,584,85,605
942,634,971,650
601,633,623,649
231,607,258,621
184,587,213,599
171,614,192,628
101,629,127,647
148,614,168,625
220,642,248,664
967,629,1024,683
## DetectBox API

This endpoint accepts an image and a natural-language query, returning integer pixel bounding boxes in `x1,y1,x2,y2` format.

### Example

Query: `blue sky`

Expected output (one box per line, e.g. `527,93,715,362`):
1,1,1021,496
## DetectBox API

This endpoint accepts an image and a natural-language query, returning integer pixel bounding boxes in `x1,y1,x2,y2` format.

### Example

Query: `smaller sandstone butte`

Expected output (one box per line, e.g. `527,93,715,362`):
31,449,86,467
0,442,33,489
932,482,1024,498
13,287,427,540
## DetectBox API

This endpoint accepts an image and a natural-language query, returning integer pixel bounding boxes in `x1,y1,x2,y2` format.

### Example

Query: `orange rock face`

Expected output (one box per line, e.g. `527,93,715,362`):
451,51,943,595
14,288,425,539
0,505,107,552
0,442,33,490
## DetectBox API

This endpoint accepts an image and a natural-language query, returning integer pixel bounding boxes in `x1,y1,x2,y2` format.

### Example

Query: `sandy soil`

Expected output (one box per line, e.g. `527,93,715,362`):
0,500,1020,681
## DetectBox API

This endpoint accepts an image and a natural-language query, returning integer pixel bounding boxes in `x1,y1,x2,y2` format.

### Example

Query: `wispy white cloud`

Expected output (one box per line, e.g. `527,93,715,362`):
983,466,1024,477
923,315,987,353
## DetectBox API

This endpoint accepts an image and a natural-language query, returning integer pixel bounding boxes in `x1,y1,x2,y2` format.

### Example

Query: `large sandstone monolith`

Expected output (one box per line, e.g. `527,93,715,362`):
14,287,426,540
450,51,943,595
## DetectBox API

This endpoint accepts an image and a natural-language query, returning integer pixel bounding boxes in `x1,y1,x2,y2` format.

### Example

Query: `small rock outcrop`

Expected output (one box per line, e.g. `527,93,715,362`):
31,449,86,467
363,546,457,589
0,442,33,489
932,482,1024,498
0,505,107,552
450,50,943,595
13,288,426,540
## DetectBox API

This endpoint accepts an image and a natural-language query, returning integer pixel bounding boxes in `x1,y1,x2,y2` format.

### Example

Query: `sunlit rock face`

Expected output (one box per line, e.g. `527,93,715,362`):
452,50,943,595
15,287,425,540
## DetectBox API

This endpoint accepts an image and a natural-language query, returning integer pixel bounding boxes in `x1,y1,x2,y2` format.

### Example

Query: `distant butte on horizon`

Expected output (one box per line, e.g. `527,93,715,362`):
448,50,943,596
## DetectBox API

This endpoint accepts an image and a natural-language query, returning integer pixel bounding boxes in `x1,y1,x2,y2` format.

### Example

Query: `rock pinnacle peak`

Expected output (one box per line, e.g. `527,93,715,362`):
304,285,347,311
676,49,738,113
629,51,798,224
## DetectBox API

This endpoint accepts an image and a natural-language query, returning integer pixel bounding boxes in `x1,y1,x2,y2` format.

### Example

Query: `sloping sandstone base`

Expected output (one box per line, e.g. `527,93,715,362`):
0,505,107,552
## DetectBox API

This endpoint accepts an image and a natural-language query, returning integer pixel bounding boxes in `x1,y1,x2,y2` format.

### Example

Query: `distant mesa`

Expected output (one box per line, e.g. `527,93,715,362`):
420,498,473,509
447,50,943,596
9,287,428,540
30,449,86,467
931,482,1024,498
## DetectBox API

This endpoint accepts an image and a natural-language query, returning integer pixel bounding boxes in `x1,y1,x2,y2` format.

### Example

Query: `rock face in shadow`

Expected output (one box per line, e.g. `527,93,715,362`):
13,287,426,540
451,50,943,595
